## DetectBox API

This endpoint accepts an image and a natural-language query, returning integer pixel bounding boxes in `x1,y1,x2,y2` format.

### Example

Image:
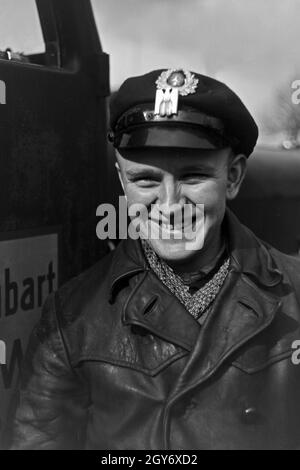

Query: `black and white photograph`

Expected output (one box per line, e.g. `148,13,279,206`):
0,0,300,452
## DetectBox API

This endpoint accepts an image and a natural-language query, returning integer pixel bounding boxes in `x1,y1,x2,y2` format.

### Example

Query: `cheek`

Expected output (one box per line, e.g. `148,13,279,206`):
125,185,157,207
186,180,227,212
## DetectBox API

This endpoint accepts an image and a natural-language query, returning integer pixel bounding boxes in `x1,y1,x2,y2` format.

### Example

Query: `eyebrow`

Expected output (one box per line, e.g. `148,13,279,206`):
125,164,215,179
126,168,162,178
179,165,214,172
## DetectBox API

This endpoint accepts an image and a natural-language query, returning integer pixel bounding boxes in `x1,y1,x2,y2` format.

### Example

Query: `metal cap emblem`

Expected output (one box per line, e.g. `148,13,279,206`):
154,69,199,117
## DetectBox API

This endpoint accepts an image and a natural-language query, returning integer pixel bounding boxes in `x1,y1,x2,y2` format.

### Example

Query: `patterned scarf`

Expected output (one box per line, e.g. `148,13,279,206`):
141,239,230,320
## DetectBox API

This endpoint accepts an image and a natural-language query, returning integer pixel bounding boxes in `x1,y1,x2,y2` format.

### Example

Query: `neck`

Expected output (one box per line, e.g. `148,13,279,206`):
167,227,224,275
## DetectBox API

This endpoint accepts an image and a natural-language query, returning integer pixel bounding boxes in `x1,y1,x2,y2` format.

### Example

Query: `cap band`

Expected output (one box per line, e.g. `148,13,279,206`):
115,105,223,132
110,105,238,150
115,126,231,150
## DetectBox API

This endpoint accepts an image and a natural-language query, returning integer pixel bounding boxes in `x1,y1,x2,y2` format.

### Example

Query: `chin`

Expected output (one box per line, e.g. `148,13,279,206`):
147,239,202,264
139,216,206,262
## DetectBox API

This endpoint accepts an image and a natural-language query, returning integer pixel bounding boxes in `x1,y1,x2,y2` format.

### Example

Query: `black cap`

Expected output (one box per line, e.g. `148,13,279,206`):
109,69,258,157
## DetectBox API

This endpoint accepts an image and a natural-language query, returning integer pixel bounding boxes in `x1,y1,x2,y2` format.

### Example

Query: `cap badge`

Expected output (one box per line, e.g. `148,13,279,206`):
154,69,198,117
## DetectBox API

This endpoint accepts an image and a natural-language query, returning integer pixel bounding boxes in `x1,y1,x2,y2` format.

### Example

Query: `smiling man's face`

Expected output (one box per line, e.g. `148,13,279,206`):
116,147,246,271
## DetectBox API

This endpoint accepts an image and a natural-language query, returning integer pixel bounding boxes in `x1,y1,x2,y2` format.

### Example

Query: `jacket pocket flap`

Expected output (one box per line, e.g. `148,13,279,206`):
232,348,292,374
71,329,189,377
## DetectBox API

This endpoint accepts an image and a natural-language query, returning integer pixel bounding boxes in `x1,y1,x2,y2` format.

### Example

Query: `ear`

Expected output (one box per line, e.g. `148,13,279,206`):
226,153,247,201
115,160,126,195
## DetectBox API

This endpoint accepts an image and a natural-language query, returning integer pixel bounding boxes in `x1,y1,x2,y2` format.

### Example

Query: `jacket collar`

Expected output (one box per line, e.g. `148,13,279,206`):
109,236,148,303
225,209,283,286
107,209,284,381
109,208,283,297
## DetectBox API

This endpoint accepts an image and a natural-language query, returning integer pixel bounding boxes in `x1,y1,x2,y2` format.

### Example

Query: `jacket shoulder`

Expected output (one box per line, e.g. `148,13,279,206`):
54,250,115,324
269,245,300,276
266,243,300,295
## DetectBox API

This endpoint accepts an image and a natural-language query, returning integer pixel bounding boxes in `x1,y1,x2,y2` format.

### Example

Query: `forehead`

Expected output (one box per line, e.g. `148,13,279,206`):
116,148,231,173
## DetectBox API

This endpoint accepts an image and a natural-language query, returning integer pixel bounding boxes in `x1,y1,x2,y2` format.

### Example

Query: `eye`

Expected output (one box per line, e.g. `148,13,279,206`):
131,176,160,187
181,173,207,184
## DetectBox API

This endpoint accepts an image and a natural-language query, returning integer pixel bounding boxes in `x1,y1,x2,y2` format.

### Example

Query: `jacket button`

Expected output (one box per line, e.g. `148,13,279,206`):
242,406,259,424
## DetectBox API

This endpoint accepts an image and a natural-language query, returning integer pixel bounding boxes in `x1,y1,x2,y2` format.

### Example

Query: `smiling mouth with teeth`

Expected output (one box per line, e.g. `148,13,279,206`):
152,214,198,232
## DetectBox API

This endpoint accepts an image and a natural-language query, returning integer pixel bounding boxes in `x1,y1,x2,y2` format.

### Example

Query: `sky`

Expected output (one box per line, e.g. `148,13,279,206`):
91,0,300,136
0,0,300,143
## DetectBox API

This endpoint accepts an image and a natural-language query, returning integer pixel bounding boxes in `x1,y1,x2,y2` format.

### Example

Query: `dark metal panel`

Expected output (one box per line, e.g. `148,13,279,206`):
0,0,110,445
0,1,110,282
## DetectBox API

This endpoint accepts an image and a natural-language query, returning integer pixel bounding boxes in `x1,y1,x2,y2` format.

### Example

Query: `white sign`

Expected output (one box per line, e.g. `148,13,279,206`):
0,230,59,445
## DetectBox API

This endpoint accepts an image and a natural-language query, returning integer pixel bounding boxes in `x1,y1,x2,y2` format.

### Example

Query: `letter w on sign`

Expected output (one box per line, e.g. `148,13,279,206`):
0,341,6,364
0,80,6,104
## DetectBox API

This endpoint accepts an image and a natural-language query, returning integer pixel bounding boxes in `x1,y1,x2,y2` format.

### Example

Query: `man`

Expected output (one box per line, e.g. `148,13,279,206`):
11,69,300,450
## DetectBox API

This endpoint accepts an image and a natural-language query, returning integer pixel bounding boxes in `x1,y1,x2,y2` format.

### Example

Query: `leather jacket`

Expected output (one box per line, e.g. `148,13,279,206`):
11,210,300,449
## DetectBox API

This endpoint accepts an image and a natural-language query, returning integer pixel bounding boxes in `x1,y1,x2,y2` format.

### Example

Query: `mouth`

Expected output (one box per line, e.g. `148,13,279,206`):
148,213,199,235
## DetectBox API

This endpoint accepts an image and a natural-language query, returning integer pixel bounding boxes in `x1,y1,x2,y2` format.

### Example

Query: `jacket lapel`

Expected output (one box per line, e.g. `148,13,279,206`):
109,237,201,352
167,210,284,396
168,270,282,397
123,269,201,352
